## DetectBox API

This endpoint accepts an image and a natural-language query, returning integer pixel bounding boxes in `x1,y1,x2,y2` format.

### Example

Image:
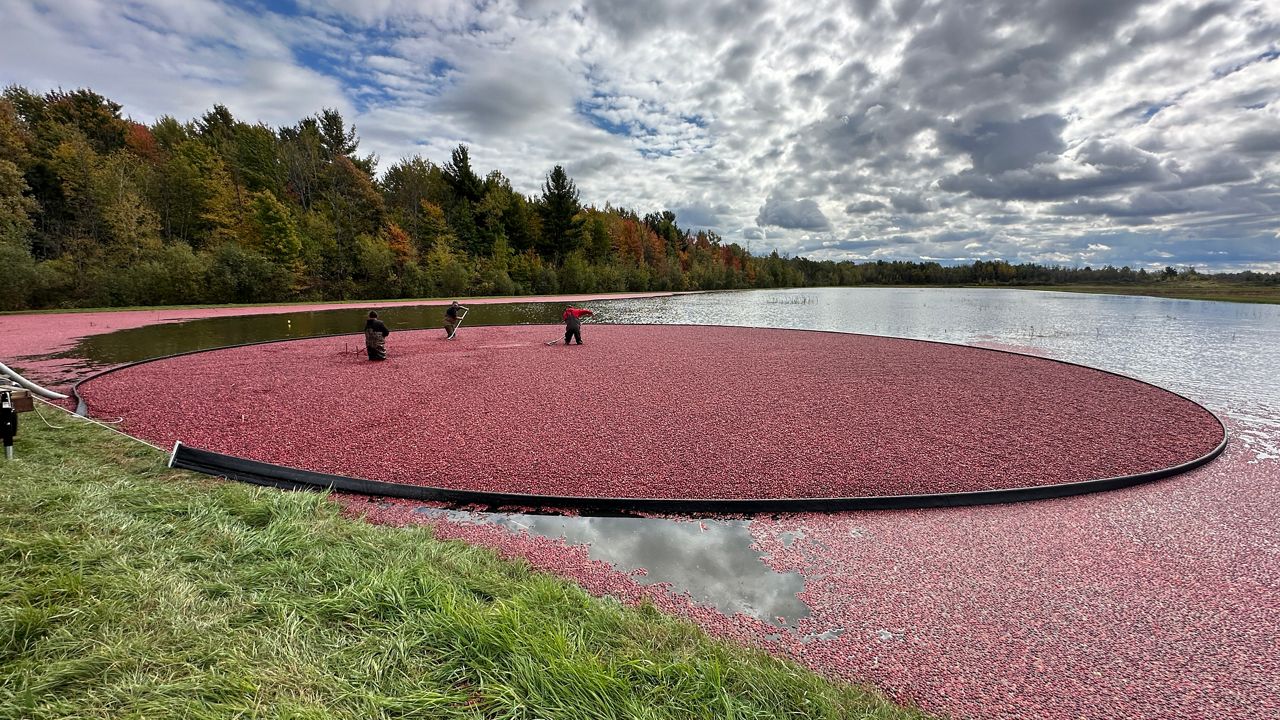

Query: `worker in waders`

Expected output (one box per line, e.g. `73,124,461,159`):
365,311,390,360
562,306,594,345
444,301,468,339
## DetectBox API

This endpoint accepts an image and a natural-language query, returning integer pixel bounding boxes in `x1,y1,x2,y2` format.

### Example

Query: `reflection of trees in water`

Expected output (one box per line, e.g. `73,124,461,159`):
58,302,575,365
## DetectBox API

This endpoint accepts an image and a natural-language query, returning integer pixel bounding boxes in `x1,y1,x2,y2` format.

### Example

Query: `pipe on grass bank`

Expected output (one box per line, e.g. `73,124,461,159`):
1,361,69,400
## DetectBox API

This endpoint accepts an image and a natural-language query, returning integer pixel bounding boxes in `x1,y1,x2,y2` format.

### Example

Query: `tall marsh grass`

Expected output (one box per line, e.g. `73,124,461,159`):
0,407,928,719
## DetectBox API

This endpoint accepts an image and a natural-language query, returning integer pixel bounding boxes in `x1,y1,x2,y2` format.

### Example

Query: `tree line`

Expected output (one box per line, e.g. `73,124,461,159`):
0,86,1273,311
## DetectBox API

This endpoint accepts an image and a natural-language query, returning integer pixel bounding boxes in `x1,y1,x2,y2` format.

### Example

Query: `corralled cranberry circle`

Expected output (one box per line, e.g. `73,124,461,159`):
79,325,1224,499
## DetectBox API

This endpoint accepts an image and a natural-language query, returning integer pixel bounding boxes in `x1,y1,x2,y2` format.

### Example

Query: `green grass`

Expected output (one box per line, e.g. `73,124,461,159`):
0,410,929,719
1014,282,1280,304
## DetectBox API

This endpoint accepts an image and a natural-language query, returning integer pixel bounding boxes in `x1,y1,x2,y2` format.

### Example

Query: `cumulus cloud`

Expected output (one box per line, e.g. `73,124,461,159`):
2,0,1277,269
846,199,887,213
756,192,832,231
673,199,731,229
890,192,932,214
567,151,623,178
938,114,1068,174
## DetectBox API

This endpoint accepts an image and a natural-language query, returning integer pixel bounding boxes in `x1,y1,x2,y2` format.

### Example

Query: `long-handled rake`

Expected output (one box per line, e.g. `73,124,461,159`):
446,308,469,340
547,316,590,345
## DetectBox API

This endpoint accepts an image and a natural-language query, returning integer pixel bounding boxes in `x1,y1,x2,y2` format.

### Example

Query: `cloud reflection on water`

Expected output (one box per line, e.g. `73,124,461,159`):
412,507,810,626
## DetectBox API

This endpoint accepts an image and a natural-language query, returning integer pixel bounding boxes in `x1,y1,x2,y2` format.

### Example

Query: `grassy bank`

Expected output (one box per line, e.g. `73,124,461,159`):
1015,282,1280,304
0,409,927,719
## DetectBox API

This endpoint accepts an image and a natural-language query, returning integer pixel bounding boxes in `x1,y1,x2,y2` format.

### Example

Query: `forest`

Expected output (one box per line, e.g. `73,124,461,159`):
1,86,1274,311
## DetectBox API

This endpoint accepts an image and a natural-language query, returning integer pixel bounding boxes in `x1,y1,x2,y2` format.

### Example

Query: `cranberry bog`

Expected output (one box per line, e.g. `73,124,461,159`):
75,325,1225,509
20,298,1280,720
0,291,681,396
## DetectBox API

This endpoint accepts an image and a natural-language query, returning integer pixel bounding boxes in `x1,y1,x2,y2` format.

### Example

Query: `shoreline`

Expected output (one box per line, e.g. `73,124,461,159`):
0,290,689,366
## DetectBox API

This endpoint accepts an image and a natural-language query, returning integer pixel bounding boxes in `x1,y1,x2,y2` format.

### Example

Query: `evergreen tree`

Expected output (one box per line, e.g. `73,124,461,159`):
318,108,358,158
442,144,483,203
196,105,237,149
538,164,581,260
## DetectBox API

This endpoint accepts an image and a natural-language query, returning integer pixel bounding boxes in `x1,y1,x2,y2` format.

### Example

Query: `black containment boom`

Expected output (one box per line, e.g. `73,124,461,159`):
1,391,16,461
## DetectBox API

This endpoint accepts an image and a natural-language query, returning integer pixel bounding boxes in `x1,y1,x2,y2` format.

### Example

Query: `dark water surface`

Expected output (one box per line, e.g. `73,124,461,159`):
58,287,1280,625
61,302,572,366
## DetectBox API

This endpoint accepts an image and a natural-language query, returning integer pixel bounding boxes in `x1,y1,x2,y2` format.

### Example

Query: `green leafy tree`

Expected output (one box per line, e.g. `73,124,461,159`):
354,233,397,297
194,105,275,229
581,210,612,263
296,211,338,298
170,139,242,246
0,97,33,168
279,118,325,210
559,250,593,293
382,156,438,244
0,159,37,249
415,201,456,256
423,237,471,297
206,243,289,302
320,155,384,241
39,88,128,155
232,123,284,194
0,243,36,308
92,150,162,261
249,189,302,269
48,132,105,248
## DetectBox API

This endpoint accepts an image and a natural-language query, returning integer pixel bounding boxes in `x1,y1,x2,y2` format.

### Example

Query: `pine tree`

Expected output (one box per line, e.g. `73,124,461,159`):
442,145,483,203
538,164,581,260
317,108,358,158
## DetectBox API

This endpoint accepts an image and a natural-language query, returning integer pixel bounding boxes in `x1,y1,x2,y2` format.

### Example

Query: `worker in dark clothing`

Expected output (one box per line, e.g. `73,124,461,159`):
562,306,594,345
365,311,390,360
444,301,468,339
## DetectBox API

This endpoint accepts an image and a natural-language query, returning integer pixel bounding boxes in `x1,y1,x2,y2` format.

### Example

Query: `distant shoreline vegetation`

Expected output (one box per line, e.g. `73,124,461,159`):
1,86,1276,311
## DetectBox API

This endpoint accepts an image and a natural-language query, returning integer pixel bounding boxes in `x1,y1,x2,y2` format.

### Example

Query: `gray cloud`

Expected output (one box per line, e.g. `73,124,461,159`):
584,0,677,39
673,200,731,229
938,115,1068,174
719,39,763,84
568,151,622,178
846,199,887,213
890,192,932,214
756,192,832,231
2,0,1277,270
435,47,578,135
1233,128,1280,154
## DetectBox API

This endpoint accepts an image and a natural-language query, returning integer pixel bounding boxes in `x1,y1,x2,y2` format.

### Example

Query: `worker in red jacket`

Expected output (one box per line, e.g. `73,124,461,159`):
562,306,594,345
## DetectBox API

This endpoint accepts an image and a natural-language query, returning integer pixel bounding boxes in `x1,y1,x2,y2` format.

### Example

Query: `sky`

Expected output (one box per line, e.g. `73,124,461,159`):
2,0,1278,271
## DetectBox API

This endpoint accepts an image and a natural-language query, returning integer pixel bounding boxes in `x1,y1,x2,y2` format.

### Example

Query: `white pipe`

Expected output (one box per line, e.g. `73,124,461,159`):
0,361,69,400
